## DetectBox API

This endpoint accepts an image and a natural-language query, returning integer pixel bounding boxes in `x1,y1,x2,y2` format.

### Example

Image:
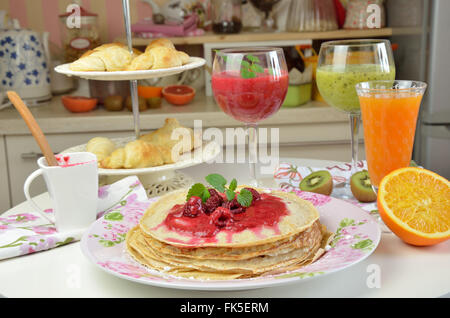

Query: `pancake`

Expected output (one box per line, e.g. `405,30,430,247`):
125,186,332,280
131,222,322,273
142,227,317,260
139,187,320,248
126,224,329,280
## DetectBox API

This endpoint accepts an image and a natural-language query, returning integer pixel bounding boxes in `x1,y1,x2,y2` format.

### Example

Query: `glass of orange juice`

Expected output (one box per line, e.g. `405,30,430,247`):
355,80,427,191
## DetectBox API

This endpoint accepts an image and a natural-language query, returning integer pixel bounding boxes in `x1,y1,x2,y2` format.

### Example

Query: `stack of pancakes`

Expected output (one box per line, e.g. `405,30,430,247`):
126,189,333,280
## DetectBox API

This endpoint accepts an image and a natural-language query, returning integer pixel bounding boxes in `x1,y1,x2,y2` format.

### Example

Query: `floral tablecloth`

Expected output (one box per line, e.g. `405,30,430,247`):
0,176,149,261
274,160,379,215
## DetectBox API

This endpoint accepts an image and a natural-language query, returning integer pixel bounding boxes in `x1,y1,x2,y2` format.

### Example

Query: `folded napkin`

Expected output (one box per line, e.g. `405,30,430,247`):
0,176,149,261
274,160,378,214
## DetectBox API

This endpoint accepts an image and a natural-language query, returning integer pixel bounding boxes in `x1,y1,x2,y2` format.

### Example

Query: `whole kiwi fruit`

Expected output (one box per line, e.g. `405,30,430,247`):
147,97,162,109
350,170,377,202
299,170,333,196
125,96,147,112
103,95,124,111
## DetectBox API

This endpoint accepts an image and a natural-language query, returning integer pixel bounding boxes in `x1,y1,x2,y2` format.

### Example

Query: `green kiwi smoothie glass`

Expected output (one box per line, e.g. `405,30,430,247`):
316,39,395,200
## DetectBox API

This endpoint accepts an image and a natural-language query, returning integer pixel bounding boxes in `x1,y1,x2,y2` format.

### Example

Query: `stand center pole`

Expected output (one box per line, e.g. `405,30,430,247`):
122,0,140,139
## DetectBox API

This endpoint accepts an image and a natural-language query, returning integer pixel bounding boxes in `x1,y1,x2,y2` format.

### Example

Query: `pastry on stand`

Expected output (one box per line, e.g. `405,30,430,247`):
55,0,208,196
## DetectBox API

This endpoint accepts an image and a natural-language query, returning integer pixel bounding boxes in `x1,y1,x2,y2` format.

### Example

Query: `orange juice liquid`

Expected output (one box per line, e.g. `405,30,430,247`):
359,94,423,187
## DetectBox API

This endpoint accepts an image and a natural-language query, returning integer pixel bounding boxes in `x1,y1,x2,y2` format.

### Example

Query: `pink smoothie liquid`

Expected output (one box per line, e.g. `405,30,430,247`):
211,71,289,123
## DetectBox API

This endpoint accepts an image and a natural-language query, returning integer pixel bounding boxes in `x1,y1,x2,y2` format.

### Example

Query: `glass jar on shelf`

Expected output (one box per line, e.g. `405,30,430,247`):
59,6,100,63
286,0,338,32
211,0,243,34
343,0,386,29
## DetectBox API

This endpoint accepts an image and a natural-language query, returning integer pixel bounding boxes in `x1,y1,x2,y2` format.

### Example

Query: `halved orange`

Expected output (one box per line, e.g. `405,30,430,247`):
377,167,450,246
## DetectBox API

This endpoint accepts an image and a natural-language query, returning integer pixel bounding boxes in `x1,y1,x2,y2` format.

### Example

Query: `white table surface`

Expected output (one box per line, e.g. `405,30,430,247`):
0,158,449,298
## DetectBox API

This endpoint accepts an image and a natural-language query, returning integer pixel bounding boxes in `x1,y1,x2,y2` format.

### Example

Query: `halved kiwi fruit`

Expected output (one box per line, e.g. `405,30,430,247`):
350,170,377,202
299,170,333,196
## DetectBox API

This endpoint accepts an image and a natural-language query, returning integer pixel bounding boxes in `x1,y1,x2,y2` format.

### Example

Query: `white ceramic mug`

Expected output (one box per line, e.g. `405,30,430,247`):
24,152,98,232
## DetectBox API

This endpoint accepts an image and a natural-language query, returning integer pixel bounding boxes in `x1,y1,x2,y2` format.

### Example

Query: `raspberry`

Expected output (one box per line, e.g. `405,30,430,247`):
204,195,223,214
230,207,245,214
183,196,204,217
210,207,233,228
208,188,222,199
223,198,240,209
223,199,245,214
244,187,261,201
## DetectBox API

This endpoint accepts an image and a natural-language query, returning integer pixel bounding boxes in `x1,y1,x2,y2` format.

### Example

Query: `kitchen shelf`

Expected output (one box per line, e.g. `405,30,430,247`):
0,94,344,135
116,27,423,46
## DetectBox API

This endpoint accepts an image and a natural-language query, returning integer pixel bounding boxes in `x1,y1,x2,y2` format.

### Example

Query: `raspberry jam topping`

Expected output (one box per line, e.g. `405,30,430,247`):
162,190,289,240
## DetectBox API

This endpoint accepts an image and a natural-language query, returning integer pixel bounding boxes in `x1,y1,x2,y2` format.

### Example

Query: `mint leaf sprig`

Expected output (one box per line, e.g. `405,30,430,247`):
236,189,253,207
205,174,253,207
186,173,254,207
214,51,268,80
186,183,211,203
240,54,265,79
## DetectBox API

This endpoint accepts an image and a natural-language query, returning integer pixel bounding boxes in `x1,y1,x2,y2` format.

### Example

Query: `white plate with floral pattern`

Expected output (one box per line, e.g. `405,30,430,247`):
80,189,381,291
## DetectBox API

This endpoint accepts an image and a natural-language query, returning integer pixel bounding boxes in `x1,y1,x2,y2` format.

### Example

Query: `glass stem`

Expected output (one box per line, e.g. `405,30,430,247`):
349,113,361,176
247,123,258,186
130,80,140,139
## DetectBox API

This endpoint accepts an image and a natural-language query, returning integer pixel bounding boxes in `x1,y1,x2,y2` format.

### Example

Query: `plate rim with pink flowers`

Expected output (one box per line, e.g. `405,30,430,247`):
80,188,381,291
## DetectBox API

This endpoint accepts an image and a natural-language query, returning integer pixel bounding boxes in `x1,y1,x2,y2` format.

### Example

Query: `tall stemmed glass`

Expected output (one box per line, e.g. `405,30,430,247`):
212,48,288,186
316,39,395,199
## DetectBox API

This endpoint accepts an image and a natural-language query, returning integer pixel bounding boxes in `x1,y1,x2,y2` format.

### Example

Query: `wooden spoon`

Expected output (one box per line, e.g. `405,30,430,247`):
7,91,59,166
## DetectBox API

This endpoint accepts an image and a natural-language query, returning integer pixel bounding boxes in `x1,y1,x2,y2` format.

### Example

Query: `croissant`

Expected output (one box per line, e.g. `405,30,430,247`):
155,145,177,164
145,38,175,51
177,50,190,65
140,118,199,155
70,39,190,72
126,52,154,71
128,46,187,71
100,140,165,169
128,38,189,71
148,46,183,69
69,50,105,71
70,43,133,72
88,117,201,170
100,148,125,169
86,137,116,163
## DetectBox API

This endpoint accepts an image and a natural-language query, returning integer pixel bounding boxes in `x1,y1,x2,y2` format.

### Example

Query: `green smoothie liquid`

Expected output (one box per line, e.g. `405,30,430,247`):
316,64,395,113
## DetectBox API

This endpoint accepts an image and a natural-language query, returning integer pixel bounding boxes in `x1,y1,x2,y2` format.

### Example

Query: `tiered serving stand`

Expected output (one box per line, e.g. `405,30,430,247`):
55,0,213,197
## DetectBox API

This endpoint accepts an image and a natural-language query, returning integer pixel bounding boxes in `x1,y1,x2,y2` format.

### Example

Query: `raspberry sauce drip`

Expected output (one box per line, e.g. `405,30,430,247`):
54,155,95,168
162,193,289,241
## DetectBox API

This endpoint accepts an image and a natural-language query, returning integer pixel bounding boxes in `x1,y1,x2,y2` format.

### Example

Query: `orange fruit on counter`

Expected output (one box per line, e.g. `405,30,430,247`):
377,167,450,246
162,85,195,106
137,86,162,98
61,96,98,113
